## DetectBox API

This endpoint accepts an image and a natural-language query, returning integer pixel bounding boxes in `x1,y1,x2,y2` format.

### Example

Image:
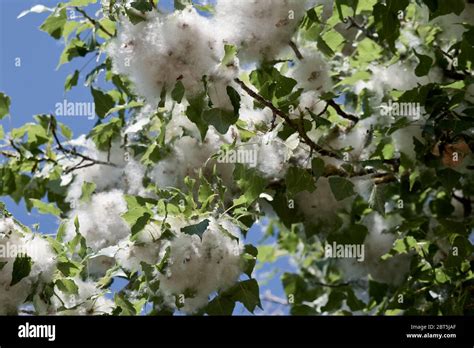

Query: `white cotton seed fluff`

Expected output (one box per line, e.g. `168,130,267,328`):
287,48,332,93
213,0,309,62
115,216,187,273
392,124,423,161
108,8,235,103
244,125,294,179
339,213,412,285
355,61,442,101
49,278,114,315
63,139,146,206
297,91,328,116
295,176,373,231
238,93,274,130
327,116,379,161
149,121,237,190
157,217,243,314
295,177,349,232
65,190,130,252
149,136,214,188
0,218,56,315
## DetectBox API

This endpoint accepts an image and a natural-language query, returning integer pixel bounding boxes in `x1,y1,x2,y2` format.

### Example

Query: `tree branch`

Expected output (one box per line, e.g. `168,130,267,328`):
75,7,114,38
289,40,304,61
234,78,341,159
326,99,359,123
50,121,118,172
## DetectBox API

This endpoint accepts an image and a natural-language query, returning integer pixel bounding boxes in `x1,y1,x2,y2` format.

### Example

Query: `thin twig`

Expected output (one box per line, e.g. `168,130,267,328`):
289,40,304,61
75,7,114,37
326,100,359,123
50,120,118,171
234,78,341,159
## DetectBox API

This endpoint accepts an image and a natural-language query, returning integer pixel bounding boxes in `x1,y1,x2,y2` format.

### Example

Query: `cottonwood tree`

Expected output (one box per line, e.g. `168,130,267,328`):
0,0,473,315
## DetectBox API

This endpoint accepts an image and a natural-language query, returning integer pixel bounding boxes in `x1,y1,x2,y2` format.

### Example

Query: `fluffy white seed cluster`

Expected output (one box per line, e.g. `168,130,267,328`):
339,213,412,285
62,137,146,206
295,176,373,232
115,216,244,314
158,217,243,313
37,277,114,315
0,217,56,315
64,190,130,253
108,7,233,103
286,48,332,93
214,0,309,62
108,1,315,103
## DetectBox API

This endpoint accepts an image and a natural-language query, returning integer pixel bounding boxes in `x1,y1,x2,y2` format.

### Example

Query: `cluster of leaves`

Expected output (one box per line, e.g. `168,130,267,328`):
0,0,473,315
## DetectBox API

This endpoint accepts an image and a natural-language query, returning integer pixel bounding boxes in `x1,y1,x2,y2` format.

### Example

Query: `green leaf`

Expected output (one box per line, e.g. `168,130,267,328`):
156,246,170,274
233,164,266,205
56,278,79,295
209,279,261,314
226,86,241,115
90,118,122,151
307,109,332,128
311,158,325,179
40,8,67,40
203,108,238,134
64,70,79,92
206,294,235,315
221,44,237,66
66,0,98,6
122,195,153,236
10,255,32,286
437,168,461,192
56,221,68,243
321,290,346,312
0,92,11,119
114,293,136,315
59,123,73,140
29,199,61,216
18,123,49,146
141,143,164,165
414,50,433,77
80,182,96,203
0,125,4,140
232,279,261,313
372,0,409,51
328,176,355,201
0,261,8,271
345,288,365,311
317,36,335,57
382,143,395,159
104,101,143,117
171,81,185,103
186,94,208,140
91,87,115,119
181,219,210,240
369,280,388,304
242,244,258,278
286,167,316,196
130,0,153,12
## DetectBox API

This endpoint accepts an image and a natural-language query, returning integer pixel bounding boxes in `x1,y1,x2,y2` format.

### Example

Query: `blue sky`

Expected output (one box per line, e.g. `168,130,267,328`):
0,0,292,315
